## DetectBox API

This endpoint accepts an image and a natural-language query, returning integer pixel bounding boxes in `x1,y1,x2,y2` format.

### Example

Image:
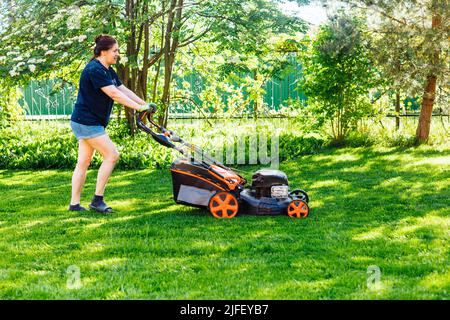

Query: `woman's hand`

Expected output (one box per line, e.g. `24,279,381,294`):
137,103,157,113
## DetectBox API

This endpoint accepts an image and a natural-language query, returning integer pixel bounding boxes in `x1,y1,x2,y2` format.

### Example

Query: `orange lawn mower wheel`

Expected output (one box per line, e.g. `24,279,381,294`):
208,191,239,219
287,200,309,218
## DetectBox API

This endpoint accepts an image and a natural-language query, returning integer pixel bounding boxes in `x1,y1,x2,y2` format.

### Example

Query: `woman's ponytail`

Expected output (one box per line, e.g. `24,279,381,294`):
90,34,117,61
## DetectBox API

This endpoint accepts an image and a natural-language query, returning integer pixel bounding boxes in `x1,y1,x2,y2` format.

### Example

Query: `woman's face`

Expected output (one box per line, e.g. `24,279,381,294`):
102,42,120,65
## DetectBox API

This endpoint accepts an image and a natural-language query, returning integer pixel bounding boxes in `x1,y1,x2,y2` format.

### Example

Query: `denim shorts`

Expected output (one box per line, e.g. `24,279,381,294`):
70,121,106,140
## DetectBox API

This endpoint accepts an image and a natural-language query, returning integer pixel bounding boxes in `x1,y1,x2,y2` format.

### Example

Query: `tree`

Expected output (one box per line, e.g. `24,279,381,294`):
298,13,380,141
0,0,311,132
172,33,306,120
154,0,307,126
210,3,307,119
340,0,449,143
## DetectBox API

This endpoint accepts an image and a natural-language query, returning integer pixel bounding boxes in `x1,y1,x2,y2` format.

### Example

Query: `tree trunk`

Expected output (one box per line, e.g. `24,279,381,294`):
415,14,441,143
122,0,137,135
159,0,180,127
152,60,162,102
416,75,437,142
119,0,164,134
395,91,400,130
152,3,165,103
253,70,258,120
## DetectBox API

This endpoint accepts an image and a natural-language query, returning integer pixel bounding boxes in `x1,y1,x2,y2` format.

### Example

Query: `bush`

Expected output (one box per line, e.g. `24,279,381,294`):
0,87,24,128
298,14,380,141
386,134,418,148
4,117,442,171
0,121,173,170
0,119,329,170
279,134,326,160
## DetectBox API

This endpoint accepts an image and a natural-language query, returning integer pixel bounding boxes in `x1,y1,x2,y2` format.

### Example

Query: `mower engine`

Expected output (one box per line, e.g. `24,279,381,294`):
238,169,309,217
251,169,289,198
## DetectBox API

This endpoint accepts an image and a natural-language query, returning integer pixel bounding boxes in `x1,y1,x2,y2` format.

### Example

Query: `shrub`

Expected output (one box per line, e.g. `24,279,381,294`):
0,121,172,170
0,119,329,170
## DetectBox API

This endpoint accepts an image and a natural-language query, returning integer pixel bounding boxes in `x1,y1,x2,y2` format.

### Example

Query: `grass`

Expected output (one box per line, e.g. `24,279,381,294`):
0,145,449,299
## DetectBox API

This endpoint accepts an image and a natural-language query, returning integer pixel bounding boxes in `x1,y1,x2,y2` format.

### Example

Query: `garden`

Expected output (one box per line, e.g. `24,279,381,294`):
0,0,448,300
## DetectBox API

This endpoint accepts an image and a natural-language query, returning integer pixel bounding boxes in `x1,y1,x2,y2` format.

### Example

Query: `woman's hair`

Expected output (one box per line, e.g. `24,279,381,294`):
90,35,117,61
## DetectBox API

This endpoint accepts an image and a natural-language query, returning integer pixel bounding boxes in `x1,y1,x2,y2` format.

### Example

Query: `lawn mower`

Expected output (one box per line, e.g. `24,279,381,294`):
136,109,310,219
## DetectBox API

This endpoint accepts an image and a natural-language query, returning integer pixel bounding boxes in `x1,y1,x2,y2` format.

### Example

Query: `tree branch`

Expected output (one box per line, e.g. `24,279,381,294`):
178,25,213,47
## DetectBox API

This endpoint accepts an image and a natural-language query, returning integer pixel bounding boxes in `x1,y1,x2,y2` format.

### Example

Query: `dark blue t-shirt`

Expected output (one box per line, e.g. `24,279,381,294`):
71,59,122,127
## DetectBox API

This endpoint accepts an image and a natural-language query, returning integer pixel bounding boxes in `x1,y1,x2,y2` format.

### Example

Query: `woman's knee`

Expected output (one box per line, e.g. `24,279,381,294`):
76,140,94,170
76,158,92,170
106,150,120,163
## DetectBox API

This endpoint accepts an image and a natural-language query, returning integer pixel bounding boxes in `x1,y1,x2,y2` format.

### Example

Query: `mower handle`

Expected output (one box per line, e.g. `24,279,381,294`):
136,110,180,148
136,109,235,172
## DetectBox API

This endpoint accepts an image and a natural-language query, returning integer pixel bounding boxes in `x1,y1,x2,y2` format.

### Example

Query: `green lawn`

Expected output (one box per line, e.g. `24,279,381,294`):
0,146,449,299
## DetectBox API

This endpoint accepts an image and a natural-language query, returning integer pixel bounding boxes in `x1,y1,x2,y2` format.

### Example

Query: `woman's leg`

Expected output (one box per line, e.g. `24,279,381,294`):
84,133,120,197
70,139,95,205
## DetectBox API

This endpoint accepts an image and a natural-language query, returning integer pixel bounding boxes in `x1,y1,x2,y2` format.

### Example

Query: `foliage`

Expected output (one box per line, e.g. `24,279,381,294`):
0,120,172,170
0,86,24,127
341,0,449,142
3,115,448,170
171,34,306,119
298,13,380,141
342,0,449,98
279,133,326,160
0,0,309,130
0,0,120,86
1,118,324,170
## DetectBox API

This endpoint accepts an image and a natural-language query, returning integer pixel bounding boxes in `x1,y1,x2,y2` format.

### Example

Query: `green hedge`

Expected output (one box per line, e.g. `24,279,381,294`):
0,121,172,170
0,120,327,170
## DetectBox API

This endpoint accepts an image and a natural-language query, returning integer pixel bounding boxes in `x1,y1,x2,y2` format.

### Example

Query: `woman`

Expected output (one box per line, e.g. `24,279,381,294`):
69,34,154,214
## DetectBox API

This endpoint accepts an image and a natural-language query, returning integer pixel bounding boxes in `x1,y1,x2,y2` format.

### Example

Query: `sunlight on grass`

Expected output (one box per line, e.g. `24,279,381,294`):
83,221,108,230
378,177,403,188
90,258,127,269
256,278,337,299
392,213,450,239
26,270,49,276
22,220,47,229
60,217,93,223
82,242,106,254
363,280,393,298
107,215,139,222
191,240,228,252
309,179,341,188
353,227,386,241
333,154,361,162
407,156,450,167
418,271,450,290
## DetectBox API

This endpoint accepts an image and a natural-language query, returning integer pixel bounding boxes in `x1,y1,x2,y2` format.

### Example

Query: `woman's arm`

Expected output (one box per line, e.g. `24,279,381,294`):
101,85,145,111
117,85,146,105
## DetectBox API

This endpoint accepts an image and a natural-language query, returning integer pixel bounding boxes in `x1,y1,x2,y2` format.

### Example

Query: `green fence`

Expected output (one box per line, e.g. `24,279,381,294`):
18,61,429,117
19,61,306,117
19,79,76,117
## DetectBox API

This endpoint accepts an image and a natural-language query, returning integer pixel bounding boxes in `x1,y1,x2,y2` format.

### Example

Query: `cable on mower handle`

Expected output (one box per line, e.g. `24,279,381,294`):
136,109,182,149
